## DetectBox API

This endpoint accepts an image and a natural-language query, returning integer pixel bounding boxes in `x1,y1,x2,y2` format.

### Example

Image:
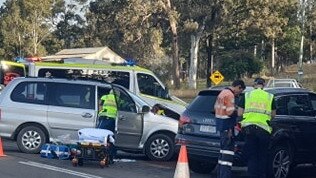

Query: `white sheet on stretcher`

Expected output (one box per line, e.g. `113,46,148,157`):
78,128,115,144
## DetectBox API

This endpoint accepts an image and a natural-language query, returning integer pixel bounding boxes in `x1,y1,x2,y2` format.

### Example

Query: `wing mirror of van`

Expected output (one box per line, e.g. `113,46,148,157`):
141,105,150,113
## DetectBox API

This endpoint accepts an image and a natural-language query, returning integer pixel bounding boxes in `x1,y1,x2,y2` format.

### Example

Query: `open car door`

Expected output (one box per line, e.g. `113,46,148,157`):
113,86,144,149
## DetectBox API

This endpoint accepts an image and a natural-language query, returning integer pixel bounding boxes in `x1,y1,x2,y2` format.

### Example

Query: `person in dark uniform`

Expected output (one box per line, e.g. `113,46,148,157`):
238,78,276,178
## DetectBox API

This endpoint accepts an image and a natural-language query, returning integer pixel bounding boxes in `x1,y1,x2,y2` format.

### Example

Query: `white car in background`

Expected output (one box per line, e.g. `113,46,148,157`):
266,78,302,88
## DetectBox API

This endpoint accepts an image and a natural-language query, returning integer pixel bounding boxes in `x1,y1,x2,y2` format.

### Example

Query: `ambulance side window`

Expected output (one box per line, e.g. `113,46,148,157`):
108,71,130,89
137,73,170,100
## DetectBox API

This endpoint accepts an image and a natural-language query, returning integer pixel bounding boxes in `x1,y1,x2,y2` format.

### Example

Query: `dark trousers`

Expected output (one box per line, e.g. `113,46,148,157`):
97,116,117,161
97,116,115,133
108,142,116,164
243,125,270,178
217,129,235,178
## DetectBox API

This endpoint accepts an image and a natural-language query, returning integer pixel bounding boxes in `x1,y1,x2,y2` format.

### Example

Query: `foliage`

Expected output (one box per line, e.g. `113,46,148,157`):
218,50,263,80
277,26,301,65
0,0,64,59
0,0,315,85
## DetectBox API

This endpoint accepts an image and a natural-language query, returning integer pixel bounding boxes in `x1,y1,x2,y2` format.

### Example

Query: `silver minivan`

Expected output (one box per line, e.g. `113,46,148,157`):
0,77,178,161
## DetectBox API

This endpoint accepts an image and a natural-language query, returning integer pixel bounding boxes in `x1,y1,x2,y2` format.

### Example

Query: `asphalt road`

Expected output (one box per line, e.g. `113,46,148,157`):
1,139,316,178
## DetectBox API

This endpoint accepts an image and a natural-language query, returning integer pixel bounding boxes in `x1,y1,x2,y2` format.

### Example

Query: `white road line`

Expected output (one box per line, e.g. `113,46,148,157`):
19,161,104,178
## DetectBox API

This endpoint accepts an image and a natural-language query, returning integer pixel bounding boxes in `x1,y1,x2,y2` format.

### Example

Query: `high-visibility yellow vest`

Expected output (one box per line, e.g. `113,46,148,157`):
241,89,274,133
99,93,117,119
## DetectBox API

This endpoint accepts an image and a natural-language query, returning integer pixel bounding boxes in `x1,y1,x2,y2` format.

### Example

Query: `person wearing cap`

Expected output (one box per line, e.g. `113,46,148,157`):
215,79,246,178
237,78,276,178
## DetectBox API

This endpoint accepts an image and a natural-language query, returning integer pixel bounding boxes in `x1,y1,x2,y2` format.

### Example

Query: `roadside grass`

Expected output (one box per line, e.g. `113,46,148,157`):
171,64,316,103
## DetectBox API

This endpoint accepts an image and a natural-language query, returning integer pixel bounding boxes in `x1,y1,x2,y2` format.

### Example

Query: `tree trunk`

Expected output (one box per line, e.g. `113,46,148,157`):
310,25,313,63
271,38,275,75
188,20,205,89
165,0,180,89
171,33,180,89
188,35,198,89
33,11,38,55
206,35,213,88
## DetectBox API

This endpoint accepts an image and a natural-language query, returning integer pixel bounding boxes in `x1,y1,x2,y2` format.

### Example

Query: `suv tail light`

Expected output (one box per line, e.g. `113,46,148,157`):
178,115,191,132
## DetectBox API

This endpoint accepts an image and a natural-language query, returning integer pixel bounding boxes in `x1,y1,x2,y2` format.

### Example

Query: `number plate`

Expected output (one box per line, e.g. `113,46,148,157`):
200,125,216,133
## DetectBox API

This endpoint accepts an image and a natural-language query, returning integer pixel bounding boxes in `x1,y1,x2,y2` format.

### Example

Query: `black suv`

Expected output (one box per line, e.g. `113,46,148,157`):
175,87,316,178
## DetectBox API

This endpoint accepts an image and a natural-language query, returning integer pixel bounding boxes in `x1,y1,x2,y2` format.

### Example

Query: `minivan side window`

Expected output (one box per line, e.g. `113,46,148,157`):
11,82,47,104
114,87,137,113
137,73,170,100
49,83,95,109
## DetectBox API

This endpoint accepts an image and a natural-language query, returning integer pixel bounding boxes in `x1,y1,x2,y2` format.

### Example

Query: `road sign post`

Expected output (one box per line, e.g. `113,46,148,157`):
209,70,224,85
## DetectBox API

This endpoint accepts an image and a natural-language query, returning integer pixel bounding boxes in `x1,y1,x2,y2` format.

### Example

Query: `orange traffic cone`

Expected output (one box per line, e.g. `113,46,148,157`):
0,137,6,157
173,144,190,178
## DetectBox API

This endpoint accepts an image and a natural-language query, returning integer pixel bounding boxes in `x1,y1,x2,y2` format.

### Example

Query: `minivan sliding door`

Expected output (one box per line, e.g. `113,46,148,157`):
47,83,96,141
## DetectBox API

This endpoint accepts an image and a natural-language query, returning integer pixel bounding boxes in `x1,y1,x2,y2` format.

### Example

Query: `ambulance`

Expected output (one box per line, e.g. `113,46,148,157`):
0,60,26,90
27,61,187,114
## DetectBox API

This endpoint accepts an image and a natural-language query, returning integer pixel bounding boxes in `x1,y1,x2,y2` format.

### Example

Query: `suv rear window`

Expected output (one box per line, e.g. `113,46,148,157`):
187,90,220,112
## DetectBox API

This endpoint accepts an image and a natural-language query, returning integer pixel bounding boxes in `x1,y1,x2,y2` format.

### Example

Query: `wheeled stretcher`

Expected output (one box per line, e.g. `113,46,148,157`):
70,128,115,168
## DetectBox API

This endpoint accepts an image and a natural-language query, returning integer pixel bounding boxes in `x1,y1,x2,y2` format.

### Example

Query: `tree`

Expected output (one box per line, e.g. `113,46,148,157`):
219,50,262,80
0,0,26,58
85,0,182,88
305,0,316,62
53,2,86,49
20,0,55,55
240,0,297,75
174,0,233,89
0,0,65,58
159,0,181,89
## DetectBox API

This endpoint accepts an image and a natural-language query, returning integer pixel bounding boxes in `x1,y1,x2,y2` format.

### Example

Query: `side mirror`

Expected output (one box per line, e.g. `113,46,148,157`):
141,105,150,113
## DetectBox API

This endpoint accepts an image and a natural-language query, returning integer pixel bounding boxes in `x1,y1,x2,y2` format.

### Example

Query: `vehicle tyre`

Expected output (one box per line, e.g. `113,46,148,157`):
145,133,175,161
268,145,292,178
17,126,47,154
189,159,216,174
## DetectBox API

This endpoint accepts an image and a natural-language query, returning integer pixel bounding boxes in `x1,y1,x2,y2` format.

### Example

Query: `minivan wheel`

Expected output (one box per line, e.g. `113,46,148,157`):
17,126,47,154
189,159,216,174
145,134,175,161
268,145,292,178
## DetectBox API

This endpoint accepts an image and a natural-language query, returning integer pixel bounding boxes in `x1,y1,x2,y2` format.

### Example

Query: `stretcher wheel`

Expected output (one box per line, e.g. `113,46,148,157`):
72,158,78,167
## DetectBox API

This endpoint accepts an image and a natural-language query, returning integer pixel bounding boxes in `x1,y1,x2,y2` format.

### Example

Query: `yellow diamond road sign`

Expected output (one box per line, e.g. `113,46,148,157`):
210,70,224,85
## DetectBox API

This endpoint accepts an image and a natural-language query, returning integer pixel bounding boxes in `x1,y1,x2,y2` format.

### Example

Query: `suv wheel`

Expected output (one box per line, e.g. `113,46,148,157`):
189,159,216,174
17,126,46,154
145,134,175,161
268,145,292,178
